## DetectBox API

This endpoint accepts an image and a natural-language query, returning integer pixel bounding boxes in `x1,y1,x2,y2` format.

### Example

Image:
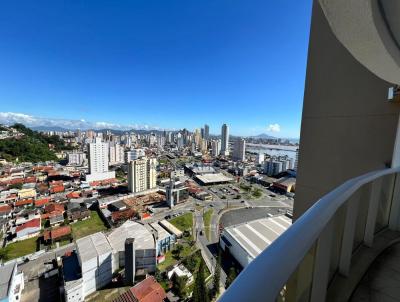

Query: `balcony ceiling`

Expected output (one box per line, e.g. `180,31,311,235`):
319,0,400,85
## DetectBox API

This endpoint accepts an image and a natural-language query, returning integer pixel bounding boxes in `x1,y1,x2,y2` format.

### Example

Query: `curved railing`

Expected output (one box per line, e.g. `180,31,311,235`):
219,167,400,302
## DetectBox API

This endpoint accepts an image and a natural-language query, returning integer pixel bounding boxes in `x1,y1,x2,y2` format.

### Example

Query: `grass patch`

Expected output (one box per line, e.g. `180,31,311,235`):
71,211,108,240
1,236,38,260
158,242,197,271
203,209,213,241
169,213,193,233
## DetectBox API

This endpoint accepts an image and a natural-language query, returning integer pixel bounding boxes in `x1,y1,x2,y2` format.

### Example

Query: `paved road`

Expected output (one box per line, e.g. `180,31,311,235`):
194,209,227,293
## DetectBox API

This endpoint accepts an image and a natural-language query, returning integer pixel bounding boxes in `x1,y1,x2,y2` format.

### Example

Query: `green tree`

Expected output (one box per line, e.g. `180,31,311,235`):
225,267,237,289
171,274,188,298
193,260,209,302
213,253,221,296
173,244,184,260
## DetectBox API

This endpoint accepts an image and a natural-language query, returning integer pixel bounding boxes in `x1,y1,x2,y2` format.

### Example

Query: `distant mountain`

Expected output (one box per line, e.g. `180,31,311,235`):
251,133,277,139
30,126,170,136
31,126,70,132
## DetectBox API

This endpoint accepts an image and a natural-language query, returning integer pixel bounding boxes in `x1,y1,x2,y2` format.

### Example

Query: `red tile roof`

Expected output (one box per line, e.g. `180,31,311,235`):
43,226,71,241
35,198,50,207
16,218,41,232
50,185,64,193
45,203,65,214
0,204,12,213
24,176,37,183
113,277,166,302
15,199,34,207
66,192,81,199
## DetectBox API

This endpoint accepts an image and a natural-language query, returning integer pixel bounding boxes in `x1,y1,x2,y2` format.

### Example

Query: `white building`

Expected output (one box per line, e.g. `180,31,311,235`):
127,158,157,193
65,221,159,302
211,139,221,157
263,160,283,176
220,215,291,268
232,138,246,162
0,262,24,302
220,123,229,156
109,143,124,165
256,153,265,165
67,151,86,166
86,137,115,182
294,148,299,171
125,149,145,163
76,232,113,297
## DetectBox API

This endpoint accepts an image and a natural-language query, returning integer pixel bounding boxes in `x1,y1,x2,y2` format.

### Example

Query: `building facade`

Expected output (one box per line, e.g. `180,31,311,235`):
220,123,229,156
127,158,157,193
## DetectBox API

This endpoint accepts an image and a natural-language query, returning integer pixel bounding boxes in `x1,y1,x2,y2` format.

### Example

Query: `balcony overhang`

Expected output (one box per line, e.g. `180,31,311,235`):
319,0,400,85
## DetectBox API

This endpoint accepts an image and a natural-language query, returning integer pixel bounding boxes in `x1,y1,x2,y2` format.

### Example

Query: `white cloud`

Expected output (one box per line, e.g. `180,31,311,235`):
0,112,163,131
267,123,281,132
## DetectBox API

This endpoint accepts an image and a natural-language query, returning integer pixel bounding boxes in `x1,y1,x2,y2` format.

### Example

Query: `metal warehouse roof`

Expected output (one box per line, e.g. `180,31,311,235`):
107,220,155,252
76,231,112,263
225,215,292,259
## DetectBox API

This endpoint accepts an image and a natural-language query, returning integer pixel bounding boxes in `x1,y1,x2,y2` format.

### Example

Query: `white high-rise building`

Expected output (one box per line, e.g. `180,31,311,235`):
109,143,124,165
125,149,145,163
232,138,246,162
128,157,157,193
86,137,115,182
211,139,221,157
220,123,229,156
256,153,265,165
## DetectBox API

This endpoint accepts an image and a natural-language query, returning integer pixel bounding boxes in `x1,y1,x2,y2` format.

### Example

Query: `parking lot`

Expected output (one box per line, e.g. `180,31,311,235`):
220,207,289,228
207,184,241,200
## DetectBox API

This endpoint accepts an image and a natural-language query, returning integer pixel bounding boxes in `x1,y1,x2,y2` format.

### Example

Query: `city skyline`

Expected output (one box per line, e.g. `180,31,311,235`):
0,111,299,139
0,1,312,138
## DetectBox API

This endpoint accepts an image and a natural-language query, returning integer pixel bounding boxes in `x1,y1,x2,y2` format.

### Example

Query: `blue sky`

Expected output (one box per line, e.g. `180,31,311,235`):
0,1,312,138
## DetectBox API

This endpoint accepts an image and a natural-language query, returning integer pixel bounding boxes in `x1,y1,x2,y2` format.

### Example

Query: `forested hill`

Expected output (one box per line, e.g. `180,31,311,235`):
0,123,73,163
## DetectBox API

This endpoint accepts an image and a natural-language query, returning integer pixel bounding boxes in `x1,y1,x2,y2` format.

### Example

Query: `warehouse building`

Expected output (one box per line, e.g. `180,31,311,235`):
64,221,159,301
107,220,157,274
220,215,292,268
76,232,113,297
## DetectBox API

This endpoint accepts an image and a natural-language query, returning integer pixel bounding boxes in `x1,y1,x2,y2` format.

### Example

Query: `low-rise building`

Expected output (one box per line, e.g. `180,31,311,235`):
15,218,41,240
112,276,166,302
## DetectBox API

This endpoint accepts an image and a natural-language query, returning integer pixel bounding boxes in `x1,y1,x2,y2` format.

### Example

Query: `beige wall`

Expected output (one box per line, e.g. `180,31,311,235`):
294,1,400,219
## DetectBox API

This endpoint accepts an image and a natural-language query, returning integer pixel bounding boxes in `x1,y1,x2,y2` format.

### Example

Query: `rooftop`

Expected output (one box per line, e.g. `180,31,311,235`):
0,262,16,300
195,173,233,184
76,232,112,263
224,215,292,259
107,220,155,252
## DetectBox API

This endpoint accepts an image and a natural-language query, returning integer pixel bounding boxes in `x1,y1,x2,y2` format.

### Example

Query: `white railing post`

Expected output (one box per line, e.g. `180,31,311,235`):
389,173,400,231
310,220,334,302
364,178,383,247
338,193,361,276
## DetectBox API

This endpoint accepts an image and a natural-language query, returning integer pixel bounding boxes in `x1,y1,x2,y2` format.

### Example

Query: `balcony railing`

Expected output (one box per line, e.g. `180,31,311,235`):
219,166,400,302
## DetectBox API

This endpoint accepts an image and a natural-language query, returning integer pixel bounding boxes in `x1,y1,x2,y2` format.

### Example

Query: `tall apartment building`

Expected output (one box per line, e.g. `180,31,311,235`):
86,137,115,182
125,149,145,163
211,139,221,157
67,151,86,166
263,160,283,176
256,153,265,165
220,123,229,156
204,124,209,140
109,143,124,165
128,158,157,193
232,138,246,162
